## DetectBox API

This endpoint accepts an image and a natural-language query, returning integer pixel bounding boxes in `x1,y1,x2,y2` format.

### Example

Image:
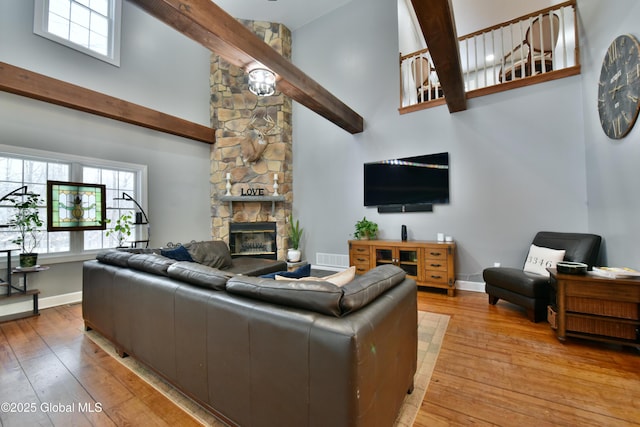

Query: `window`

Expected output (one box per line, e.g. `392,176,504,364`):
0,156,71,254
0,146,146,258
83,166,139,250
34,0,123,66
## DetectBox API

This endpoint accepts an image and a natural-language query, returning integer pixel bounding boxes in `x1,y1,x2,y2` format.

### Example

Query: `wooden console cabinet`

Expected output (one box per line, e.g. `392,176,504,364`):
548,269,640,347
348,239,456,296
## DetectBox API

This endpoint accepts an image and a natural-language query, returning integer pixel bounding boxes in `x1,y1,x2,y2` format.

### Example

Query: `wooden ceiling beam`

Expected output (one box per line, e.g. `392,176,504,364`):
129,0,364,134
411,0,467,112
0,62,215,144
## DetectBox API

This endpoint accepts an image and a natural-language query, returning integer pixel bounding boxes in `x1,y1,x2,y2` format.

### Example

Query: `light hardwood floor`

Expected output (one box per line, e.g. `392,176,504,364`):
1,290,638,426
417,289,640,426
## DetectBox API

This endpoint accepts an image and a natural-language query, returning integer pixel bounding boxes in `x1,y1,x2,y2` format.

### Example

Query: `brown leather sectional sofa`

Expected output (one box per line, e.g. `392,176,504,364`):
82,247,418,426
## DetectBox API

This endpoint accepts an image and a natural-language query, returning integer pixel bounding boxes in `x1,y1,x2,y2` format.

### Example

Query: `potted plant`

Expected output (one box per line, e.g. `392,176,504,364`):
287,213,303,262
8,192,44,267
353,217,378,240
106,212,133,248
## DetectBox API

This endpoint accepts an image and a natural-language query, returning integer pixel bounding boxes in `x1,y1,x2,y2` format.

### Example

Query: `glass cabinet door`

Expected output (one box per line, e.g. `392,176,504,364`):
375,248,394,266
398,249,419,278
375,247,419,279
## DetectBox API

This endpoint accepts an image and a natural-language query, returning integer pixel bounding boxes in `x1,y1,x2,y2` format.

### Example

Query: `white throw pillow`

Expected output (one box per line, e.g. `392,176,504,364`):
523,244,566,277
275,266,356,287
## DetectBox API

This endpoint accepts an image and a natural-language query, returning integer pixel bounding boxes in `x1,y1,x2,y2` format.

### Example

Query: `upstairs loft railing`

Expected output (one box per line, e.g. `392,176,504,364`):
400,0,579,111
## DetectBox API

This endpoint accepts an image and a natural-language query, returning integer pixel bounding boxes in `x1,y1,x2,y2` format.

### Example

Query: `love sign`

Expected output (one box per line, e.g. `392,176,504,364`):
240,188,266,196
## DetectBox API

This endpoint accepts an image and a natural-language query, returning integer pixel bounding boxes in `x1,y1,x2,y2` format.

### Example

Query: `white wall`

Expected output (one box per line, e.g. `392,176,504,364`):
0,0,211,124
579,0,640,267
0,0,213,306
292,0,590,281
451,0,560,37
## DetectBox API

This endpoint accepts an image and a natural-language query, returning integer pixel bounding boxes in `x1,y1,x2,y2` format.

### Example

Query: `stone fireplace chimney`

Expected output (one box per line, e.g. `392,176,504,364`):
209,20,293,261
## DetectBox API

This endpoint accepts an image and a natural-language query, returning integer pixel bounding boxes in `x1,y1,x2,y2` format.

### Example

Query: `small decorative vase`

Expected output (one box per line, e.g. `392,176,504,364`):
20,253,38,268
287,248,301,262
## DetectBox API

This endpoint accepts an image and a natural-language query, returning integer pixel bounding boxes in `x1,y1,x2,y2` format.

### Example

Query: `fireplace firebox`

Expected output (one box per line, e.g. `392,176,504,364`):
229,222,277,260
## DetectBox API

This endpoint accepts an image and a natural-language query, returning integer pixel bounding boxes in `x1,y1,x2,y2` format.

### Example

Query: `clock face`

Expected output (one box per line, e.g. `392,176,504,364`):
598,34,640,139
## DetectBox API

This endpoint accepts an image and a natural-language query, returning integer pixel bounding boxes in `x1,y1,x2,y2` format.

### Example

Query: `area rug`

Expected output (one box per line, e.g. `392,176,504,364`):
84,310,449,426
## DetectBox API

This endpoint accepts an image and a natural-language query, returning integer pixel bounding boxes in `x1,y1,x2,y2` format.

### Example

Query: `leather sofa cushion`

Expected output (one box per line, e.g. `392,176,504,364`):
184,241,233,269
224,257,288,276
127,253,176,276
96,249,134,267
483,267,550,298
226,276,343,316
167,261,232,290
341,265,406,315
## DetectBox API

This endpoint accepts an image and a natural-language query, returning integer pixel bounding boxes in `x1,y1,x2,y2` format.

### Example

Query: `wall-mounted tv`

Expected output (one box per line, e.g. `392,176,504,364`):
364,152,449,207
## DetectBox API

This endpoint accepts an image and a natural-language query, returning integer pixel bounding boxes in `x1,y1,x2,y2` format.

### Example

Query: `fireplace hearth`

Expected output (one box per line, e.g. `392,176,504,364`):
229,222,277,260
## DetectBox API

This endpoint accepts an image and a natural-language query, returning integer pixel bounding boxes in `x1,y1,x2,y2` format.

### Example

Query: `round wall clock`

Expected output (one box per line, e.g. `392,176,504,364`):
598,34,640,139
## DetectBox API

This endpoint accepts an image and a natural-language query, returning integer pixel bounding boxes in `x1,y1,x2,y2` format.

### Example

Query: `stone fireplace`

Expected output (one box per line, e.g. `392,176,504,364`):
209,20,293,261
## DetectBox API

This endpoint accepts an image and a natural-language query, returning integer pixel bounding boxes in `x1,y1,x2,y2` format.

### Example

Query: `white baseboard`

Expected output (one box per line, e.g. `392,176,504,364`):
456,280,485,293
0,291,82,317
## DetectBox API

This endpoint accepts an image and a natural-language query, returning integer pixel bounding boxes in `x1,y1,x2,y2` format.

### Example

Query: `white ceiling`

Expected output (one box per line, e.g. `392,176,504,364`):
212,0,353,31
213,0,565,35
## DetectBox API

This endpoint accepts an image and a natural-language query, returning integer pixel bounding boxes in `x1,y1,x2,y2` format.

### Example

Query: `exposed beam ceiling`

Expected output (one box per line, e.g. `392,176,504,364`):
0,62,215,144
129,0,363,134
411,0,467,113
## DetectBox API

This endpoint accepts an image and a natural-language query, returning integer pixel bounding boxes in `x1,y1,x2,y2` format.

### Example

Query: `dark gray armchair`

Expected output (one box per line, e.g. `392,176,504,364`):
483,231,602,322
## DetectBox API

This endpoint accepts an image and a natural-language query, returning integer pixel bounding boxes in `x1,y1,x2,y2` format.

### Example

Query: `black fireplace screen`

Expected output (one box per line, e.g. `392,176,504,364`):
229,222,277,260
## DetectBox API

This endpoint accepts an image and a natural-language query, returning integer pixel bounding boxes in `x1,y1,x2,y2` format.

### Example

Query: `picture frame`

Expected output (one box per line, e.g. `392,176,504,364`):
47,180,107,231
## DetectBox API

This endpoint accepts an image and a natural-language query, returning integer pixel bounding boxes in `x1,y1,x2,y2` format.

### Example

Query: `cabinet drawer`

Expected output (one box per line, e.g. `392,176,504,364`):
566,315,639,340
354,264,370,275
351,245,370,256
424,259,447,272
350,253,370,266
567,297,639,320
350,253,370,264
424,248,448,261
424,270,449,284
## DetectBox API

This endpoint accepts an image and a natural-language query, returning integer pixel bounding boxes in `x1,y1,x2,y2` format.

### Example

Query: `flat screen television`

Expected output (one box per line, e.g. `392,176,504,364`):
364,152,449,207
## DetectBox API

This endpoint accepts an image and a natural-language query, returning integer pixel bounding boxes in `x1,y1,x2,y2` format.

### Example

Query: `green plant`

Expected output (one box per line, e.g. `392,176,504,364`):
106,212,133,247
288,213,303,249
353,216,378,240
8,193,44,254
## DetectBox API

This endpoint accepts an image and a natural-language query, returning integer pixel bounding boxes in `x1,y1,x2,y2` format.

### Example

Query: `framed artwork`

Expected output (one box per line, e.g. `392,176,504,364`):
47,181,107,231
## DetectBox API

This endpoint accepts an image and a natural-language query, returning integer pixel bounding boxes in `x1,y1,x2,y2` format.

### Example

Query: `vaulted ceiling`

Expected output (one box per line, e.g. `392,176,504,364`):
1,0,468,141
129,0,363,134
214,0,468,113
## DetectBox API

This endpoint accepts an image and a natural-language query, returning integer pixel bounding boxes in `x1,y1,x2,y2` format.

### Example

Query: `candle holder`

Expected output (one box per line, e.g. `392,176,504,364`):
225,174,232,196
273,174,279,196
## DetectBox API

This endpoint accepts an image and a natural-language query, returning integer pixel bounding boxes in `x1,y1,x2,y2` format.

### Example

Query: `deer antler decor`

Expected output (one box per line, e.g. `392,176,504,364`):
240,111,280,163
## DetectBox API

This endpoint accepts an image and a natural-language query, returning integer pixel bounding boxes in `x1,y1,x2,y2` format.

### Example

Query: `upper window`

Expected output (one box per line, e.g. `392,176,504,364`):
34,0,122,66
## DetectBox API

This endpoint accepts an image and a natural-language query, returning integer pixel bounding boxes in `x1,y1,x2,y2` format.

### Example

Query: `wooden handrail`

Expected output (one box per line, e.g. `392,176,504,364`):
401,0,577,57
400,0,579,110
458,0,576,42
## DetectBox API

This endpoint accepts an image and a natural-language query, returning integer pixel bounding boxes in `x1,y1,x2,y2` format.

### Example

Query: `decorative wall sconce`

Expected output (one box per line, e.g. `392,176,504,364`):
248,68,276,96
